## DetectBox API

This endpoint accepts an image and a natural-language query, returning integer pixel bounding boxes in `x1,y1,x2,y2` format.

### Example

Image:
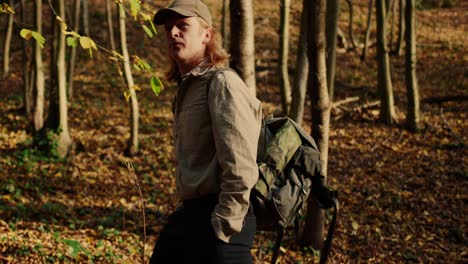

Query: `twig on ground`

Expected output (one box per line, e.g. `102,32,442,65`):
125,161,147,264
440,108,465,146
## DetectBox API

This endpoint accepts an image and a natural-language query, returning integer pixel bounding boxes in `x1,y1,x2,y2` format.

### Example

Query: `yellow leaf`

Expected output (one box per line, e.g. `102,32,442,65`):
20,29,32,40
79,36,97,50
123,91,131,102
56,15,64,23
404,235,412,241
352,221,359,230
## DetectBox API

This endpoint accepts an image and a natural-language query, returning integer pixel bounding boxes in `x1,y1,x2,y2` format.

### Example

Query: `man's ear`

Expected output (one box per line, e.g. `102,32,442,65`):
203,28,212,44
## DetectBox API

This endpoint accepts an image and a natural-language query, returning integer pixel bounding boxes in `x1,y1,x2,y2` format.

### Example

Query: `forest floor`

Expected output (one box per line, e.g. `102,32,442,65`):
0,0,467,263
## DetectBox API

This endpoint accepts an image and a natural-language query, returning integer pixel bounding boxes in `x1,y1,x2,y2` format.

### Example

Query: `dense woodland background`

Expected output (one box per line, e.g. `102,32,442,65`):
0,0,466,263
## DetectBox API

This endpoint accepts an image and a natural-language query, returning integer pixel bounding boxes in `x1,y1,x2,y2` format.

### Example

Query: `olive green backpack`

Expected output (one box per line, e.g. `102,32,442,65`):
208,68,339,264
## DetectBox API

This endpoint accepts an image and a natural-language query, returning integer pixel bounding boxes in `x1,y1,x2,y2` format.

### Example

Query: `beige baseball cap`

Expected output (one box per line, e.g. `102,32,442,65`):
153,0,212,27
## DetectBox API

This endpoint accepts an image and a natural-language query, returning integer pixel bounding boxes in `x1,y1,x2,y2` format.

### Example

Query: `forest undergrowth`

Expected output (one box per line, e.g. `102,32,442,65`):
0,0,466,263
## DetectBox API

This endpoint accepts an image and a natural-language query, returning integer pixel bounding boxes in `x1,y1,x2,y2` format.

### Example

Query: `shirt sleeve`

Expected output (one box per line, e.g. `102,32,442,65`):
208,70,262,243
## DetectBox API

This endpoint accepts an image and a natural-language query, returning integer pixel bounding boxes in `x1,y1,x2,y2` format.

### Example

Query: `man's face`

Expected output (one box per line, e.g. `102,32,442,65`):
164,15,210,68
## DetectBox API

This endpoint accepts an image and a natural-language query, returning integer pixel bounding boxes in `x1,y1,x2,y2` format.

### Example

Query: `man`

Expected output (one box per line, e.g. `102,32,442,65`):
150,0,262,263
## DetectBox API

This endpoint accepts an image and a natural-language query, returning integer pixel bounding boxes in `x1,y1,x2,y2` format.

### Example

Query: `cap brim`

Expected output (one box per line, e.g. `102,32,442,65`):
153,8,198,25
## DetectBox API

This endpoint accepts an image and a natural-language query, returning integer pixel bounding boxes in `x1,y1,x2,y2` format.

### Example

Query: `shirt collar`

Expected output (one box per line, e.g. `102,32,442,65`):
181,59,212,79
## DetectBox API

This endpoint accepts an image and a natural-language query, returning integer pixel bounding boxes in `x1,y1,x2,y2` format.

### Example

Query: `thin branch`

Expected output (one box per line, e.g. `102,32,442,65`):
440,108,465,146
125,161,147,264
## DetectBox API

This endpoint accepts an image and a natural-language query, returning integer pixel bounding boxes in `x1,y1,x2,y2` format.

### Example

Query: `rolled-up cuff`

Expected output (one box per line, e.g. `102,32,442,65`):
211,216,237,243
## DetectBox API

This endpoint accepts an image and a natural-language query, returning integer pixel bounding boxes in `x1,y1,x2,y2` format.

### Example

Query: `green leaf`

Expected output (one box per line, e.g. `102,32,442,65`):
150,76,163,96
31,32,46,48
20,29,32,40
1,3,15,14
79,36,97,50
62,239,83,258
142,25,153,38
66,37,77,47
129,0,141,20
149,20,158,35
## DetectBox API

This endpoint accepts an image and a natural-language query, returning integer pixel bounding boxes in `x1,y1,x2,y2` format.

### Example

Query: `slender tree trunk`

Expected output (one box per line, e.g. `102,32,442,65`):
56,0,73,158
345,0,357,50
405,0,420,132
326,0,340,101
118,3,139,155
221,0,229,49
289,0,309,125
376,0,396,125
229,0,256,92
361,0,373,61
106,0,116,51
389,0,397,51
396,0,405,56
33,0,45,132
81,0,89,36
67,0,81,100
279,0,292,114
302,0,329,249
48,0,59,131
2,0,14,79
20,0,33,115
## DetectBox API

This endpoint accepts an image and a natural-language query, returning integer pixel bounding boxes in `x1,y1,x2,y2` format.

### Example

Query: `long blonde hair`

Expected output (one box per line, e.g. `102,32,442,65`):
166,17,229,81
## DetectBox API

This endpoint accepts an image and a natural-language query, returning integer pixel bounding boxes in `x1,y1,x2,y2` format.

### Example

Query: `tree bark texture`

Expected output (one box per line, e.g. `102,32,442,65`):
221,0,229,49
279,0,292,114
56,0,73,158
229,0,256,92
345,0,357,50
67,0,82,100
118,3,139,155
396,0,405,56
81,0,89,36
302,0,330,249
48,0,59,131
33,0,45,132
326,0,339,101
405,0,420,132
289,0,309,125
376,0,396,125
2,0,14,79
361,0,373,61
106,0,116,51
20,0,33,115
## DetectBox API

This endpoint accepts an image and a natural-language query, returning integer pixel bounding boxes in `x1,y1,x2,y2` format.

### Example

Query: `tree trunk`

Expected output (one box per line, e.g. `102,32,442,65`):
221,0,229,49
229,0,256,92
56,0,73,158
289,0,309,125
405,0,420,132
389,0,397,51
81,0,89,36
106,0,116,51
67,0,81,100
326,0,339,101
345,0,357,50
279,0,292,114
376,0,396,125
2,0,14,79
48,0,59,131
396,0,405,56
20,0,33,115
302,0,330,249
118,3,139,155
361,0,373,61
33,0,45,132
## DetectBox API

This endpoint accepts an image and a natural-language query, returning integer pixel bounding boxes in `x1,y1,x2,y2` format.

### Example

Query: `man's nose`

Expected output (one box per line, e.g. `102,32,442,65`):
168,26,180,38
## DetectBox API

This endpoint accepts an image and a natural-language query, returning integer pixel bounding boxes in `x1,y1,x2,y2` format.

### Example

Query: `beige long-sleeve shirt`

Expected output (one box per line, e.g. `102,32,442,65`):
173,65,262,243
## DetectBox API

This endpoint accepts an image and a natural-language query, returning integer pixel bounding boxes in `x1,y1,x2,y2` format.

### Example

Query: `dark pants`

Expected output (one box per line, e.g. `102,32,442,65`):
150,195,256,264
